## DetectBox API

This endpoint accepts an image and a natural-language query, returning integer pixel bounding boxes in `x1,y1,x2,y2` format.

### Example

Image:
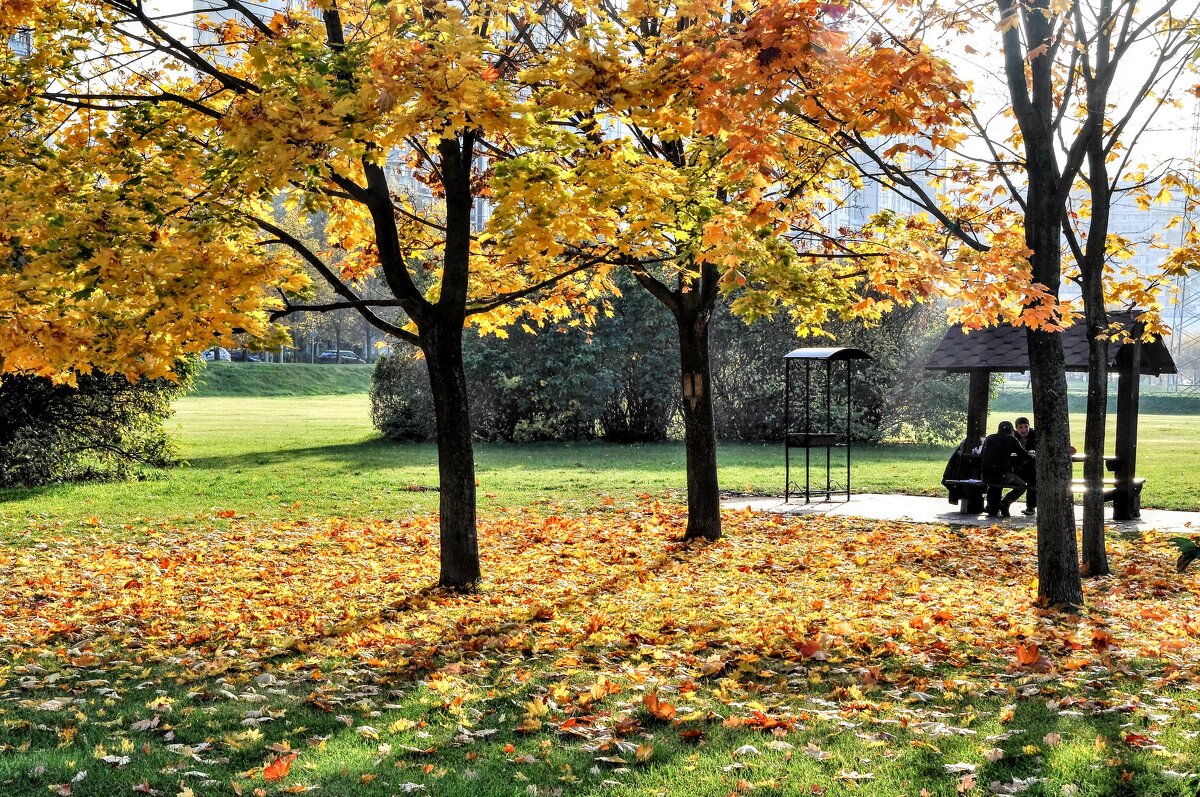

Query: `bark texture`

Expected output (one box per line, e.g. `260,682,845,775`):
677,308,721,541
633,260,723,542
423,321,481,590
1080,301,1111,577
1000,0,1084,605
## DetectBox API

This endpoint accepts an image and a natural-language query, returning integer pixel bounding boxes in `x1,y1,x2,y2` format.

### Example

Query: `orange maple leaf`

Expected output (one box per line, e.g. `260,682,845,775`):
263,752,297,782
1015,642,1040,666
798,638,826,659
643,691,676,721
1123,733,1158,748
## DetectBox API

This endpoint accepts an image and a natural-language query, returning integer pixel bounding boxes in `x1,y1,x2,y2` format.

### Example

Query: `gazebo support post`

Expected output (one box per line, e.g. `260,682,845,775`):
962,370,991,513
966,370,991,446
1114,335,1143,520
784,360,791,502
845,361,852,501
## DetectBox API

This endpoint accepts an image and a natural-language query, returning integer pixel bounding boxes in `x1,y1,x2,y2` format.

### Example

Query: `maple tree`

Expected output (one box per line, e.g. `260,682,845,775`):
829,0,1200,602
0,0,647,589
482,0,974,540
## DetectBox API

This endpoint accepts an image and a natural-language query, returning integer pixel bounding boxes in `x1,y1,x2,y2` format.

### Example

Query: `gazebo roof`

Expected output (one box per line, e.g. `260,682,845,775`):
784,347,872,361
925,312,1177,376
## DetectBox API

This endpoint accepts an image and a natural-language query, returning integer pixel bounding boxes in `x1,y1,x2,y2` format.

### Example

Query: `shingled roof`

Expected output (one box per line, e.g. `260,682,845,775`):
925,312,1177,376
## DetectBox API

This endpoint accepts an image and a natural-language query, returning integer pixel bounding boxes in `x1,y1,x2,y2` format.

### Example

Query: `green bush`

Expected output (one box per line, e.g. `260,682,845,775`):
372,275,679,444
710,302,966,444
369,352,437,442
0,360,195,487
591,283,678,442
370,293,966,446
463,326,610,442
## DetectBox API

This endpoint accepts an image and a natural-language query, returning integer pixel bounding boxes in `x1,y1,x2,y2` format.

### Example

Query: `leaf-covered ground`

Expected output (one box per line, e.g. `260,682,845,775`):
2,509,1199,796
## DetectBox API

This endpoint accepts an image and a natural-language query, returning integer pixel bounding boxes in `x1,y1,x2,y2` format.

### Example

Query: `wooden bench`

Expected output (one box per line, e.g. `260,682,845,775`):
1070,477,1146,503
945,477,1146,514
943,478,1014,513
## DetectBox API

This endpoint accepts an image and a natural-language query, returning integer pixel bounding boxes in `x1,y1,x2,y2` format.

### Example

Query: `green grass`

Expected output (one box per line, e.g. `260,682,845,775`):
1,395,1197,534
3,396,1200,796
4,660,1193,797
190,361,374,397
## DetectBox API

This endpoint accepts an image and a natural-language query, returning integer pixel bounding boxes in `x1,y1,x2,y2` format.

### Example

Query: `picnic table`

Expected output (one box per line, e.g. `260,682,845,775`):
943,451,1145,516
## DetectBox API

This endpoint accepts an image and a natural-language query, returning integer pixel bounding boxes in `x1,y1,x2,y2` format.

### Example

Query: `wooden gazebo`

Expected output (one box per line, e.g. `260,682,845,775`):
925,312,1176,520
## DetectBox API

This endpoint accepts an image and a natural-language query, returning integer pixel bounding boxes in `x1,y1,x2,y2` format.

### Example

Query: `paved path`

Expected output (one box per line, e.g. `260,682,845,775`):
721,493,1200,535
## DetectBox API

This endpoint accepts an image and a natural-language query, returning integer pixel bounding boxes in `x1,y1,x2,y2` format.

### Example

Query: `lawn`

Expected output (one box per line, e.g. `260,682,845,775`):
2,510,1199,796
2,396,1200,796
0,395,1197,532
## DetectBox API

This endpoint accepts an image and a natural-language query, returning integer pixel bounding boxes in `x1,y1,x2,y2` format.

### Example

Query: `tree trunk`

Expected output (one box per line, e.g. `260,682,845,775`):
1022,138,1083,605
1027,327,1083,605
676,308,721,541
422,319,480,590
999,0,1083,606
1080,307,1110,576
1078,66,1113,576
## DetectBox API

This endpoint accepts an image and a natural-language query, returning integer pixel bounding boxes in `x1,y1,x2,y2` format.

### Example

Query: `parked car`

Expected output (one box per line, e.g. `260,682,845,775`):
230,349,262,362
202,347,231,361
317,350,366,364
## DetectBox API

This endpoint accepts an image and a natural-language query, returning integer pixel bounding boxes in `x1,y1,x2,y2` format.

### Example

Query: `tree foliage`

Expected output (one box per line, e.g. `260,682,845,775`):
0,43,300,382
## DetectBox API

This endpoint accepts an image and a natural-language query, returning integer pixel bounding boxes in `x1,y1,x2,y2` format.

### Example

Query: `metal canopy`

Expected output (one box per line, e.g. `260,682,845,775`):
784,347,872,503
785,347,872,362
924,312,1176,376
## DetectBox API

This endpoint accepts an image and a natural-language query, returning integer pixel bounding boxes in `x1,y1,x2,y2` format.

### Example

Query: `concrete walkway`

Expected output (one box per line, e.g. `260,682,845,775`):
721,493,1200,535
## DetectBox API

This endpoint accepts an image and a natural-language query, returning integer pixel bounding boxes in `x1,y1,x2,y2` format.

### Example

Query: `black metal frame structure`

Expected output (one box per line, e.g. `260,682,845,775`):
784,347,871,502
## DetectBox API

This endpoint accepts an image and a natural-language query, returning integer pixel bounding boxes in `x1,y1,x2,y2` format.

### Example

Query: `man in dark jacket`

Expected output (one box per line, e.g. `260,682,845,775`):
981,420,1034,517
1014,416,1037,515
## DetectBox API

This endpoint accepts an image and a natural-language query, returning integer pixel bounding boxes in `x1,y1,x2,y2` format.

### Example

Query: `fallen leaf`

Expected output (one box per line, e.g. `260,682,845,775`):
263,753,298,782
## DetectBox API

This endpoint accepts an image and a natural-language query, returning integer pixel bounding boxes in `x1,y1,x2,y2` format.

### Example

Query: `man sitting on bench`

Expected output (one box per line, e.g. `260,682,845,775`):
981,420,1034,518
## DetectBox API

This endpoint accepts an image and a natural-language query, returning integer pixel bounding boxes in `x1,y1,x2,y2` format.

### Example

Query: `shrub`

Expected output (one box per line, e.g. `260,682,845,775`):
370,292,966,446
369,352,437,442
0,360,196,487
591,283,678,442
372,276,679,444
463,326,611,442
710,302,966,444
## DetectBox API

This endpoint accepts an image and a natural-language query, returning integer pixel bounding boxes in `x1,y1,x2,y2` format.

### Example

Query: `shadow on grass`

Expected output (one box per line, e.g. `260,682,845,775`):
5,528,1199,797
179,438,696,476
180,437,945,476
